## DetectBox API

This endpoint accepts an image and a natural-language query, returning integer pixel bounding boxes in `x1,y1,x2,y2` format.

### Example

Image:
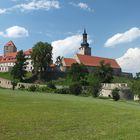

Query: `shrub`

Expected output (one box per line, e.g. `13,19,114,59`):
55,88,70,94
111,88,120,101
47,81,56,89
18,84,25,90
69,82,82,96
89,79,101,97
28,85,37,92
39,86,50,92
80,79,89,86
11,80,18,90
38,86,54,93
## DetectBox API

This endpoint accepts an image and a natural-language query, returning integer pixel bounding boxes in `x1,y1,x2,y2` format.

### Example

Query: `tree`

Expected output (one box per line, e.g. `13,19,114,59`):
135,72,140,80
69,63,89,81
11,80,18,90
111,88,120,101
131,80,140,99
89,78,102,97
31,41,53,80
11,50,27,82
55,56,63,66
95,60,113,83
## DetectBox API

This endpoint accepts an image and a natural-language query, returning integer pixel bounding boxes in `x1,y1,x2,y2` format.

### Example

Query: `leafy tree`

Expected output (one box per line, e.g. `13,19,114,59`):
89,76,102,97
135,72,140,80
69,63,89,81
11,50,27,82
111,88,120,101
11,80,18,90
95,60,113,83
31,41,53,80
131,80,140,99
55,56,63,66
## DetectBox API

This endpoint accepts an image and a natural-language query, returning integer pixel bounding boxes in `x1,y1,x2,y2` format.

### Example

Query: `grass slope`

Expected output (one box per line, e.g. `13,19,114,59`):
0,89,140,140
0,72,12,80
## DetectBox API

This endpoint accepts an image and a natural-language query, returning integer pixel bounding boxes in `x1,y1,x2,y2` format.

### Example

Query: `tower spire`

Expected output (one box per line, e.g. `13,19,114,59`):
81,29,89,45
79,29,91,56
84,28,87,34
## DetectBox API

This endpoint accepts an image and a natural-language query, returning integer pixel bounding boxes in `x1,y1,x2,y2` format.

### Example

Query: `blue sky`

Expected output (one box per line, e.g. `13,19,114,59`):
0,0,140,73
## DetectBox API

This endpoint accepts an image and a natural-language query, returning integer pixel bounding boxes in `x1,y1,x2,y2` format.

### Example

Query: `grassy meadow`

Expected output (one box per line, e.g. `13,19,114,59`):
0,89,140,140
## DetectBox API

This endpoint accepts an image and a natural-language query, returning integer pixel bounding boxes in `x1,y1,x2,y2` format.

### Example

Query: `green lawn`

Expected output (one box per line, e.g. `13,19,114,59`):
0,89,140,140
0,72,12,80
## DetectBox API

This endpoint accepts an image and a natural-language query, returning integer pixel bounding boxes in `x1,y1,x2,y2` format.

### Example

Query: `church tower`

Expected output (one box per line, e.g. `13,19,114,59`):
79,29,91,56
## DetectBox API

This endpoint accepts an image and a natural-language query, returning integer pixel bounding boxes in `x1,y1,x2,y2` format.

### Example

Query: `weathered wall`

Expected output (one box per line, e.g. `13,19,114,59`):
99,83,133,100
0,77,34,89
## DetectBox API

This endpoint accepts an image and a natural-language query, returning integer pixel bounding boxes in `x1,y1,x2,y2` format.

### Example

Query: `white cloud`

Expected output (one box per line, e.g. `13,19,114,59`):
0,9,7,14
0,0,60,14
116,48,140,74
52,35,82,62
15,0,60,11
105,27,140,47
52,34,92,62
70,2,94,12
0,26,29,38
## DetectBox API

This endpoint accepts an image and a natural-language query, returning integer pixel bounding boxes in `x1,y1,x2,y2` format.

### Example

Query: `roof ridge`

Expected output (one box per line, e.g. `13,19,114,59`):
76,53,116,60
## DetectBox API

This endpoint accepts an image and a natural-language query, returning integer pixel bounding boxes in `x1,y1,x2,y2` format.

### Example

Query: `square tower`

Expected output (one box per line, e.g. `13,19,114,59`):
4,41,17,55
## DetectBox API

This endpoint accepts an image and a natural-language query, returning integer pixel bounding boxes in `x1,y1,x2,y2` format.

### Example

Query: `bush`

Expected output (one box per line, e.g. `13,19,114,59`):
28,85,38,92
11,80,18,90
18,84,25,90
55,88,70,94
80,79,89,86
111,88,120,101
39,86,50,92
69,82,82,96
89,79,101,97
47,81,56,89
38,86,54,93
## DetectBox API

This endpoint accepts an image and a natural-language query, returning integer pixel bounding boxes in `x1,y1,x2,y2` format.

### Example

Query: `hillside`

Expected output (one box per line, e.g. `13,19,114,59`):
0,89,140,140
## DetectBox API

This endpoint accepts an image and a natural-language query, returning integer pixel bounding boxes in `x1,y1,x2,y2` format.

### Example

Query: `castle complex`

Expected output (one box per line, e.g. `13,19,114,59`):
0,30,132,77
60,29,122,75
0,41,32,72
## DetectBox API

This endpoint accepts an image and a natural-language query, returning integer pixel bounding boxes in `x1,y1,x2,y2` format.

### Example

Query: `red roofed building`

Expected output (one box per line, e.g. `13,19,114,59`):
0,42,54,72
61,58,77,71
0,41,33,72
61,29,122,75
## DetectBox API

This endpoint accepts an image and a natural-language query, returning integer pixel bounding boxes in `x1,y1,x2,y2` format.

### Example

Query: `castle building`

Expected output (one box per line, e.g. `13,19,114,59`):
4,41,17,55
0,41,32,72
61,29,122,75
0,30,132,77
0,41,55,73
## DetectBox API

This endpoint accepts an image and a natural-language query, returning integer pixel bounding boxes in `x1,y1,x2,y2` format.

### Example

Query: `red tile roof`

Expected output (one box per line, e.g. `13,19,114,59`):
0,59,16,63
4,40,16,47
76,54,121,69
24,49,32,56
63,58,77,67
0,49,32,64
5,52,17,57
